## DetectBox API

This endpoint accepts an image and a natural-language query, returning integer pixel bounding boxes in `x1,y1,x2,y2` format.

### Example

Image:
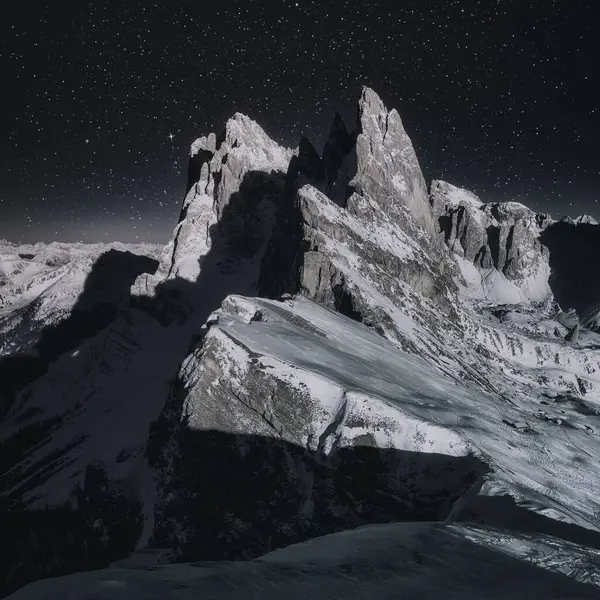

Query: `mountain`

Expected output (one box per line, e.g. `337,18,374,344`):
3,88,600,599
0,241,161,415
0,240,161,355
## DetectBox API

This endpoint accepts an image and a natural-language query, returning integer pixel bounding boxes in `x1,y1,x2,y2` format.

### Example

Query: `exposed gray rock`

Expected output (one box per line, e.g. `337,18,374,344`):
349,87,438,239
295,185,457,316
430,180,487,261
431,180,553,298
137,87,453,328
260,90,456,324
556,308,579,329
565,322,580,344
581,305,600,331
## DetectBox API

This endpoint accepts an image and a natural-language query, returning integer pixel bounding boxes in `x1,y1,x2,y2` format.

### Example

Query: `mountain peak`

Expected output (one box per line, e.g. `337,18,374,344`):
352,86,437,238
575,214,598,225
331,110,350,130
226,112,264,139
359,86,387,115
430,180,483,210
323,111,354,156
190,133,217,157
558,215,598,226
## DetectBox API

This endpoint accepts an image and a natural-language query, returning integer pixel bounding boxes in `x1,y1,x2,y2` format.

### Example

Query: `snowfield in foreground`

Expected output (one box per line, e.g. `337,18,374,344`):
8,522,600,599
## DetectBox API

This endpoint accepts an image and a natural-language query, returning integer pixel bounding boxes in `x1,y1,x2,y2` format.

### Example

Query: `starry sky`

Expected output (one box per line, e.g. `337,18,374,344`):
1,0,598,244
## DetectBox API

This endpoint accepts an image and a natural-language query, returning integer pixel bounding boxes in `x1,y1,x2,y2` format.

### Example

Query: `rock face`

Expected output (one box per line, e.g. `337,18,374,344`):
350,88,438,238
292,184,457,323
135,86,454,328
431,180,553,302
565,322,580,343
261,88,457,328
431,182,600,314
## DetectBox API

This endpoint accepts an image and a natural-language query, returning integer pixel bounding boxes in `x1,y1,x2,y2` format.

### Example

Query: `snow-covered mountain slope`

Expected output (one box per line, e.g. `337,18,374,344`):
8,522,600,599
3,86,600,598
0,241,160,356
159,295,600,547
430,181,600,324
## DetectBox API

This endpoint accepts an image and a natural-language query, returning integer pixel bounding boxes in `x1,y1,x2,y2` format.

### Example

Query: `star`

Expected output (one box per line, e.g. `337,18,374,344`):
1,1,598,243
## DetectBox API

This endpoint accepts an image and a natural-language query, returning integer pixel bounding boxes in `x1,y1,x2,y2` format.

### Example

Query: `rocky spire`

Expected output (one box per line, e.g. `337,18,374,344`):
349,87,437,238
131,113,295,309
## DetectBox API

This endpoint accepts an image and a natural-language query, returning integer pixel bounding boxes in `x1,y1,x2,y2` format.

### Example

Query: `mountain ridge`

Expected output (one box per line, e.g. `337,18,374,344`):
2,86,600,598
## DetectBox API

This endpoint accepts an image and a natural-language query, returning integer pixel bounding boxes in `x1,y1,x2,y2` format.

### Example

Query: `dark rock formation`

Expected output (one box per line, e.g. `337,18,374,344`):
540,219,600,326
322,112,357,206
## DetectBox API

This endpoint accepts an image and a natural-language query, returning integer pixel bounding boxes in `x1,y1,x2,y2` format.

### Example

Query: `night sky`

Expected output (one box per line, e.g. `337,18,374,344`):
1,0,598,244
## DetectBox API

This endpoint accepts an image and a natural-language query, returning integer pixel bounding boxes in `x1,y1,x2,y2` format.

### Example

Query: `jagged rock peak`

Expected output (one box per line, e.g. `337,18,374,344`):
190,133,217,156
557,215,597,226
575,214,598,225
189,113,295,174
431,180,553,299
293,136,325,183
298,135,321,161
322,112,355,170
430,180,483,211
357,87,421,173
326,111,352,140
351,86,438,238
323,112,354,157
132,114,296,304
